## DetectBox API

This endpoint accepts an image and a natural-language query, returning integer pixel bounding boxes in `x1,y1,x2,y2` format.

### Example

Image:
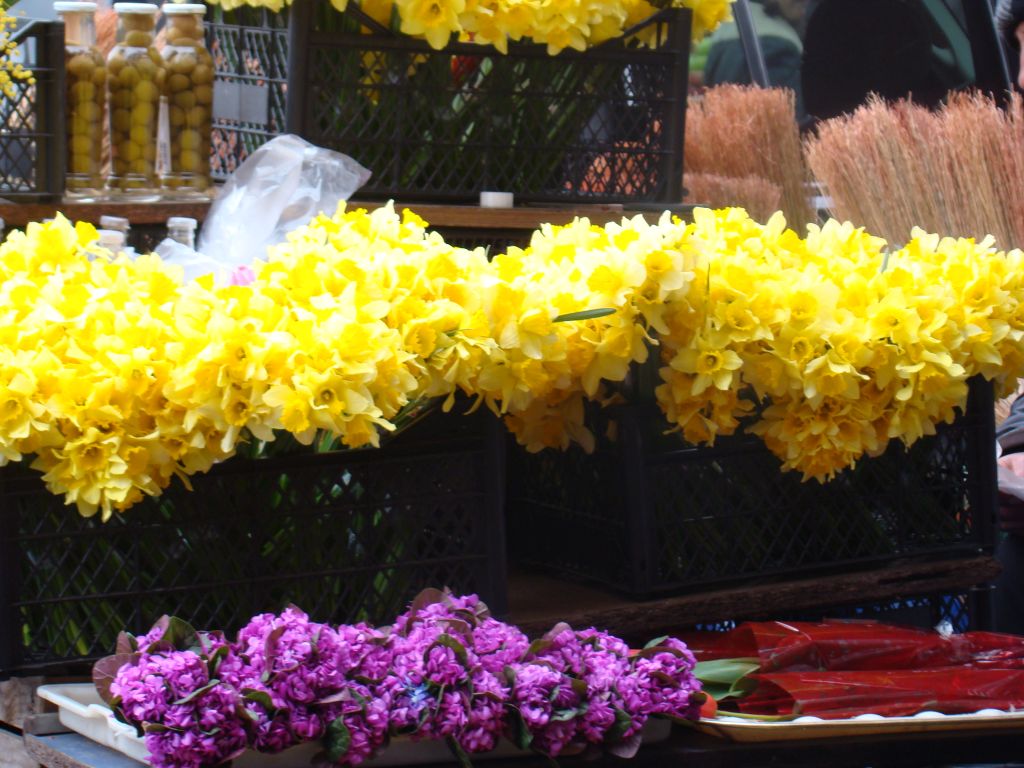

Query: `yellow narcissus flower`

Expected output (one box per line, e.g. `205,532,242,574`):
396,0,466,48
207,0,731,49
6,200,1024,519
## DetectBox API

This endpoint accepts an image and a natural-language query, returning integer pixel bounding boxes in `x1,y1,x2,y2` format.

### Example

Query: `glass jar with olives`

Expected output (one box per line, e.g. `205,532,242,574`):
106,2,164,201
55,1,105,201
159,3,212,199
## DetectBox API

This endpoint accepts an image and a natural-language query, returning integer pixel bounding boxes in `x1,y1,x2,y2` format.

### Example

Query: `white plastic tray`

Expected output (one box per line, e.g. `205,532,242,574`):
691,708,1024,743
38,683,670,765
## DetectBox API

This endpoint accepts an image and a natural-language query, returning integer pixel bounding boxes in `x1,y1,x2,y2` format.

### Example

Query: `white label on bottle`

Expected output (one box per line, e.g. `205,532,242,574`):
156,97,171,177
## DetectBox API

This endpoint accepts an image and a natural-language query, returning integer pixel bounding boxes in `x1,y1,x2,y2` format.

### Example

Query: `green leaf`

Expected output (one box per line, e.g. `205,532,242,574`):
242,689,278,714
505,706,533,751
446,736,473,768
569,678,588,699
115,631,138,656
324,718,352,763
403,588,448,634
693,658,761,701
605,707,634,744
643,635,669,650
207,644,230,677
525,638,552,658
262,625,286,681
174,679,219,706
437,617,473,639
607,733,642,759
159,616,199,651
431,634,470,668
553,308,616,323
92,653,139,707
697,682,734,701
541,622,572,642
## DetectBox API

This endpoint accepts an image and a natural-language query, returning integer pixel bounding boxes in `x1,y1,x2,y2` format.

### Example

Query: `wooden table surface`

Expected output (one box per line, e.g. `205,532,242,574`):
23,720,1024,768
0,201,692,229
507,555,1001,644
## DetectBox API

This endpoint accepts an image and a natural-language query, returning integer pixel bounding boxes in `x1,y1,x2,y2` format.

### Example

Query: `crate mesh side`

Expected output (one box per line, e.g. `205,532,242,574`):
647,421,977,591
0,23,59,197
207,7,289,181
302,25,683,203
509,379,992,596
3,412,500,674
690,594,971,634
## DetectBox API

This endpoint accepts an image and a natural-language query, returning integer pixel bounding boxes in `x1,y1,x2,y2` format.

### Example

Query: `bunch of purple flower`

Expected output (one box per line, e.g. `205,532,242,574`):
96,590,702,768
104,623,247,768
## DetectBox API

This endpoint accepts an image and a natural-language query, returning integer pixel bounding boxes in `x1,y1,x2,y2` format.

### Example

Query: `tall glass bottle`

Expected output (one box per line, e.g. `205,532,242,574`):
159,3,212,199
56,1,105,200
106,2,163,201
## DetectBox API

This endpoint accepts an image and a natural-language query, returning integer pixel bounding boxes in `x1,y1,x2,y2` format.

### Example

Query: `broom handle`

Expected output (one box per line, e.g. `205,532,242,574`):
733,0,771,88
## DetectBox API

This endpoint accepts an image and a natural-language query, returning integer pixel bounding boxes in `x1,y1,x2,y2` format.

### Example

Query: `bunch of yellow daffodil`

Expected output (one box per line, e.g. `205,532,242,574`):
213,0,732,53
0,207,496,519
0,219,209,518
4,202,1024,519
0,10,34,101
655,207,1024,480
480,213,695,451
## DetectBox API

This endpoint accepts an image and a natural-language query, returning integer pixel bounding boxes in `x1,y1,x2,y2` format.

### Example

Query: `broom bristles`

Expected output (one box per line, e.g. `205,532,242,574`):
805,92,1024,249
684,172,782,223
685,85,812,230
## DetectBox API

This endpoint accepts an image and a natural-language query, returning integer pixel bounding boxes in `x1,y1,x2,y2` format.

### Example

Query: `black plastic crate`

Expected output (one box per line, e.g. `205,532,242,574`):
509,377,997,598
0,408,507,677
207,0,690,203
207,5,289,181
694,593,978,636
0,19,63,201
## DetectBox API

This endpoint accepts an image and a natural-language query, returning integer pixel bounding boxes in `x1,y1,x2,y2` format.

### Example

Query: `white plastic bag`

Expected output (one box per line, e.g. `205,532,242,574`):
161,135,371,282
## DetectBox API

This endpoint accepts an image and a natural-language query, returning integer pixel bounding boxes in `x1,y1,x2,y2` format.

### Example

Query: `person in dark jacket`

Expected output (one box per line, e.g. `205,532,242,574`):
704,0,809,119
996,0,1024,89
995,393,1024,633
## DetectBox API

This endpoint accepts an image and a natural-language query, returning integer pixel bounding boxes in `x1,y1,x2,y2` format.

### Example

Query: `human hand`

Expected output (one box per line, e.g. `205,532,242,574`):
999,453,1024,533
1016,22,1024,90
999,452,1024,479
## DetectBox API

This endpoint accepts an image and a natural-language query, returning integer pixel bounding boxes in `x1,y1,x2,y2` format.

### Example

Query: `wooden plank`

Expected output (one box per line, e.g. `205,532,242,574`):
1,677,43,730
511,556,1001,642
23,714,68,736
0,201,691,230
0,728,39,768
352,202,691,229
24,733,142,768
22,723,1024,768
0,202,211,227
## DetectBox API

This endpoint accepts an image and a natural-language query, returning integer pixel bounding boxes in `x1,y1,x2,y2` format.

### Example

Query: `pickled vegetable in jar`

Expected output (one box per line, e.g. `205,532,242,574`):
159,3,212,199
106,2,163,201
56,1,105,201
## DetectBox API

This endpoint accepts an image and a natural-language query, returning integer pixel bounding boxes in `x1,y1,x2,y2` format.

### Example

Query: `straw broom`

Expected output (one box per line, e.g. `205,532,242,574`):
683,172,782,223
684,84,812,230
805,92,1024,250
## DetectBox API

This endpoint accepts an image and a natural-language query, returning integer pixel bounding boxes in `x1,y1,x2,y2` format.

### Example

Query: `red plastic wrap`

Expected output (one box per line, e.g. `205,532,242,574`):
737,668,1024,718
686,621,1024,672
684,621,1024,719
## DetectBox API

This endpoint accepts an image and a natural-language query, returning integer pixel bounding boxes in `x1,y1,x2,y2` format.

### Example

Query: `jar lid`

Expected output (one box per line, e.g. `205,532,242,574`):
113,2,159,13
161,3,206,14
99,215,130,231
166,216,197,229
53,2,98,12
